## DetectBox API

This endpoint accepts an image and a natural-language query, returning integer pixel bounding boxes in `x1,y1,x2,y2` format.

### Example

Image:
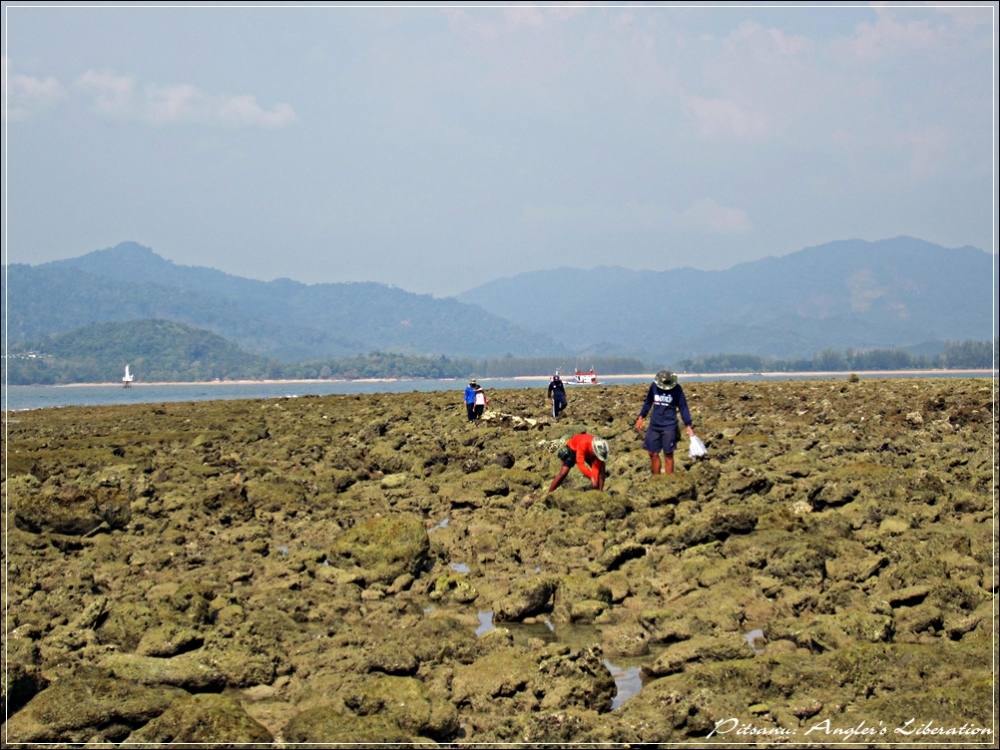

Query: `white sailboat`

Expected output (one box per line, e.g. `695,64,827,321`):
122,364,135,388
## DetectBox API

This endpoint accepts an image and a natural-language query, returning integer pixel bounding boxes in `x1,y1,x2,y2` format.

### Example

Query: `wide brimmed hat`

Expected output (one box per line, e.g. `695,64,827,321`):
655,369,678,390
591,437,609,462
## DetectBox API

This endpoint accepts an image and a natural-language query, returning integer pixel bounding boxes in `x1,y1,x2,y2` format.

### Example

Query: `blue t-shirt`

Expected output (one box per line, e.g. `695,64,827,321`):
464,385,477,405
638,383,692,431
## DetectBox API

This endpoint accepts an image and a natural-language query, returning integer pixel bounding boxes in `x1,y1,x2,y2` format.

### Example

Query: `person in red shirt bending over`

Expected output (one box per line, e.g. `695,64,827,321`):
548,432,609,492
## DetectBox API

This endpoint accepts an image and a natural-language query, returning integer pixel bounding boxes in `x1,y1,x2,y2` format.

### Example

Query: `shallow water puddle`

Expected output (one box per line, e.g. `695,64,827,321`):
450,562,471,574
429,517,451,531
475,610,494,637
473,611,646,708
603,660,645,710
744,628,766,654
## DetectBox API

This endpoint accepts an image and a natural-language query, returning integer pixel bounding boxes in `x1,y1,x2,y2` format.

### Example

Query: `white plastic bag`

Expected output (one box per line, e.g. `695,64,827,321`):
688,434,708,459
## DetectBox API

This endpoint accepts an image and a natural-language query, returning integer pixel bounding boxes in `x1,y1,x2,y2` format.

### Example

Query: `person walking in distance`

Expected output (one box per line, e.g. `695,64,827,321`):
635,369,694,475
472,383,489,420
463,379,478,422
547,371,568,418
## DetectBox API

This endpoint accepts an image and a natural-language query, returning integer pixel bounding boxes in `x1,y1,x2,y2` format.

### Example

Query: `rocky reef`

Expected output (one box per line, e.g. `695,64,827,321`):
2,378,996,745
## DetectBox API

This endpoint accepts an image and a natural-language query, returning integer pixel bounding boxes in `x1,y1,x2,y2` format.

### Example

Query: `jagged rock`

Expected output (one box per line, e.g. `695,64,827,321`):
495,577,557,622
10,474,132,536
888,585,931,607
3,675,183,744
600,622,651,657
335,675,459,740
670,508,757,549
125,693,273,745
327,514,429,585
136,623,203,657
2,637,48,716
283,705,413,744
643,635,747,676
594,542,646,572
99,652,225,691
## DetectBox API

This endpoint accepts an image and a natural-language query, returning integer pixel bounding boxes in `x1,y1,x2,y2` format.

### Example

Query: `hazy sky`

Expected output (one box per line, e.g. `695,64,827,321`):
2,2,997,296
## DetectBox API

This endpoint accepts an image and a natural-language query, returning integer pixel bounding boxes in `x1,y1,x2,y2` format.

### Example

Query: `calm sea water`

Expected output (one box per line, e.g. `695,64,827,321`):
3,371,990,412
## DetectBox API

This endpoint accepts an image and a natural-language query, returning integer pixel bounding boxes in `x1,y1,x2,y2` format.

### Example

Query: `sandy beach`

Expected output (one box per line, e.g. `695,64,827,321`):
47,369,995,388
52,377,406,388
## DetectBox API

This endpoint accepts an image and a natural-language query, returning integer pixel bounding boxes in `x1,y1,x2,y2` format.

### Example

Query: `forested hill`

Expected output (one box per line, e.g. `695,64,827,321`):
3,242,562,361
7,319,272,384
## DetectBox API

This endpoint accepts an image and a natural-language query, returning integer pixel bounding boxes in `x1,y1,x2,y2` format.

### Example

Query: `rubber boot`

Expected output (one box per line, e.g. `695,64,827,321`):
663,455,675,475
650,453,661,475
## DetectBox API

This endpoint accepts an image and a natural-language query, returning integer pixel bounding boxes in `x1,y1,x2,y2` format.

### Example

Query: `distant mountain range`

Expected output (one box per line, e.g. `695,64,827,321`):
3,242,563,360
458,237,996,360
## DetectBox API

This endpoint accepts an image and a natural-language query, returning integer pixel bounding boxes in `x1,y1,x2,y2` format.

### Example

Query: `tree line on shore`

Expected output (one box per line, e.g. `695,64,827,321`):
6,340,994,386
676,340,995,374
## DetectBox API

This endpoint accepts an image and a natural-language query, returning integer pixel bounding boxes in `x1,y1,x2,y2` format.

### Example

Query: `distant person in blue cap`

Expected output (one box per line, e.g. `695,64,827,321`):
547,371,568,418
463,379,478,421
635,369,694,475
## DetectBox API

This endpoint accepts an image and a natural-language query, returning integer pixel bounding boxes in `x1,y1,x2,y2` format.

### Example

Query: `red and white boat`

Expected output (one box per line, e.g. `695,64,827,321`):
570,368,599,385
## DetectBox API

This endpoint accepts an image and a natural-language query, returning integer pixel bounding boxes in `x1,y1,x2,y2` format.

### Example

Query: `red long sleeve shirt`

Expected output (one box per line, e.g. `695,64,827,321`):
566,433,604,481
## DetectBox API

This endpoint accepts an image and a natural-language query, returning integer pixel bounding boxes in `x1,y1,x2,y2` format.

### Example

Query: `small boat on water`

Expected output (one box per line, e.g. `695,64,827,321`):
122,364,135,388
569,368,599,385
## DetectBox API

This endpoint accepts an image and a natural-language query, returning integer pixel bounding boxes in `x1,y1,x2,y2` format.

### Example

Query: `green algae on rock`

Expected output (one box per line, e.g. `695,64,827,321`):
2,378,994,743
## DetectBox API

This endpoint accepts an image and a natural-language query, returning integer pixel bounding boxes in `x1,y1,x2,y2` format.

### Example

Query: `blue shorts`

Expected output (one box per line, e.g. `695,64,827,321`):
644,426,678,454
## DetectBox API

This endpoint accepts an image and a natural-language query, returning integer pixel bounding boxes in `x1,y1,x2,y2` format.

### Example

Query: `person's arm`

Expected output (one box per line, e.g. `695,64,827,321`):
593,460,605,490
636,385,654,430
677,387,694,436
576,448,598,482
548,464,571,492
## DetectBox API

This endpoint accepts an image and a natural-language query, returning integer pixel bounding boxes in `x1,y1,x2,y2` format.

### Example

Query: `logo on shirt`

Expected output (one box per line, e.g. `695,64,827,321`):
654,393,674,406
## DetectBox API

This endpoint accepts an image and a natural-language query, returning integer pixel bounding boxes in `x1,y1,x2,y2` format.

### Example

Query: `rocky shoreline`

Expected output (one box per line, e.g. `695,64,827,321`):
2,379,996,745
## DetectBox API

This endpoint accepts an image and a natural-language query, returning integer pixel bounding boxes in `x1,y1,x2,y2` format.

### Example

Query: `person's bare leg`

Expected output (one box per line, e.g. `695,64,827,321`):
663,454,675,475
649,453,661,475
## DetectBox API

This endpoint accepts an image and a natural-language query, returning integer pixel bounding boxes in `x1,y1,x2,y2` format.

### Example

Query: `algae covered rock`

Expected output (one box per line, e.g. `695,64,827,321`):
283,705,413,744
99,652,225,690
280,673,458,743
452,644,614,716
327,513,429,585
4,378,995,745
451,648,538,710
96,601,159,651
669,508,757,549
548,489,630,518
125,693,273,746
337,674,459,740
594,542,646,572
9,474,132,536
644,634,748,676
136,623,203,657
1,636,48,716
495,576,557,622
3,675,184,743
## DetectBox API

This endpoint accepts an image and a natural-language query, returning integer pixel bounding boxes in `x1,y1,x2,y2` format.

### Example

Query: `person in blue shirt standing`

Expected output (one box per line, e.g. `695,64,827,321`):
635,369,695,475
463,379,478,421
